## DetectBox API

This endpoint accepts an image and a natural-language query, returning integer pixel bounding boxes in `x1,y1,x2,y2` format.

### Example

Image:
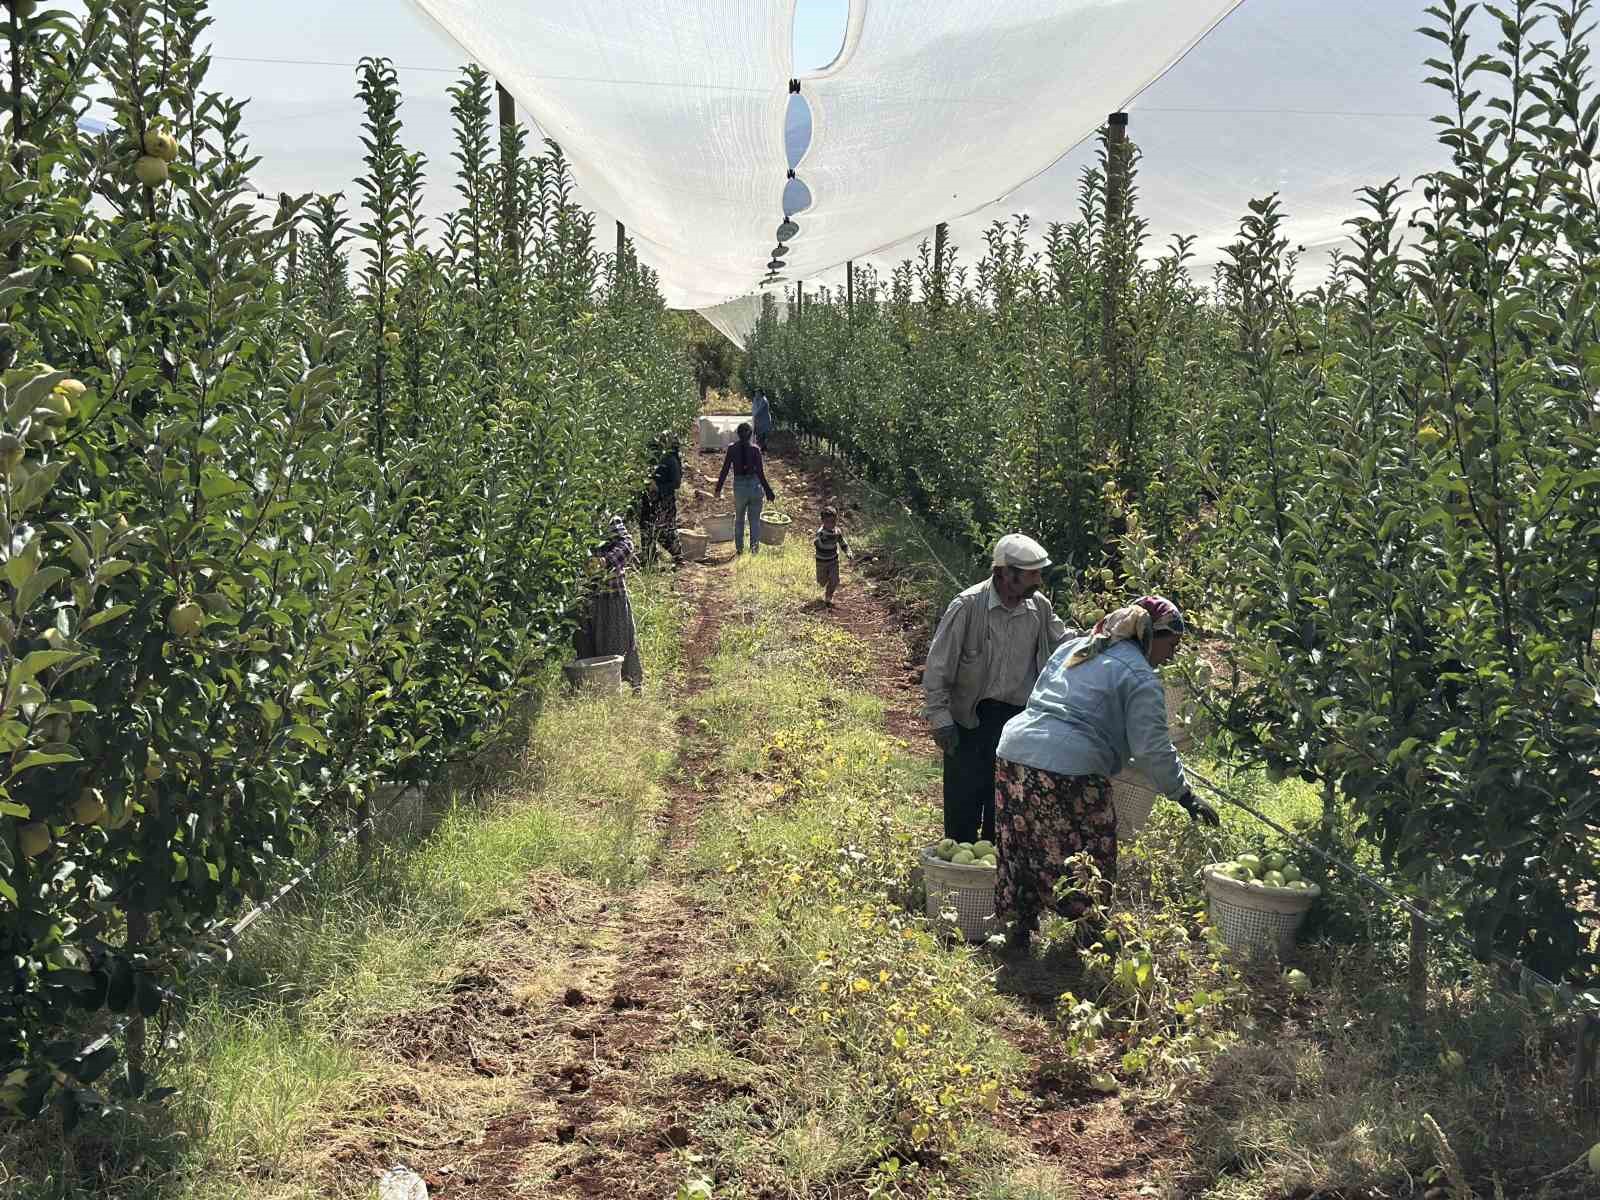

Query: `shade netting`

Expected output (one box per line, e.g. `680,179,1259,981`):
410,0,1240,312
383,1,1528,343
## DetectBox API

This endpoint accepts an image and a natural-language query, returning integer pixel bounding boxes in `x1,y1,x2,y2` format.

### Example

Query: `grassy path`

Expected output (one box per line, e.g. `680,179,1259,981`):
295,442,1199,1200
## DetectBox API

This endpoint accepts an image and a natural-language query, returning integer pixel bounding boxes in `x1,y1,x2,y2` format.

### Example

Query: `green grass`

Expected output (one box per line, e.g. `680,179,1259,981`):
0,569,688,1200
664,541,1062,1199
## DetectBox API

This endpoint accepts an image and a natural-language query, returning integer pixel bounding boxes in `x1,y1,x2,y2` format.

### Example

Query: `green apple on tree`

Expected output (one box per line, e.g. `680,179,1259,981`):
70,788,105,825
17,822,50,858
65,253,94,277
134,155,169,188
169,600,204,637
143,128,179,162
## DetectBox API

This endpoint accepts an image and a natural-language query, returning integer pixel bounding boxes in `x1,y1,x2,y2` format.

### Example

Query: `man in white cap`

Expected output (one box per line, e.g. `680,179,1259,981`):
922,533,1073,843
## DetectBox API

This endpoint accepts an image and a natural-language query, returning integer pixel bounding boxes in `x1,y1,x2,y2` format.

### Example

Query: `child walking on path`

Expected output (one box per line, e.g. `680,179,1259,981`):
813,506,851,607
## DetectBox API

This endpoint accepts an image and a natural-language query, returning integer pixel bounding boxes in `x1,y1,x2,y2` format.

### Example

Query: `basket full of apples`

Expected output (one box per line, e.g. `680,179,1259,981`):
1201,850,1321,959
921,838,999,942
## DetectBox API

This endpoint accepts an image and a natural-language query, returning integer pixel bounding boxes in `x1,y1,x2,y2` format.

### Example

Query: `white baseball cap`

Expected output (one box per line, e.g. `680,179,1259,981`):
992,533,1052,571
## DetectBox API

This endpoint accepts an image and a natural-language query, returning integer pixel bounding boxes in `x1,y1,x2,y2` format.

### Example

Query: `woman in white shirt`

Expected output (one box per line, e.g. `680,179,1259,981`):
993,595,1219,958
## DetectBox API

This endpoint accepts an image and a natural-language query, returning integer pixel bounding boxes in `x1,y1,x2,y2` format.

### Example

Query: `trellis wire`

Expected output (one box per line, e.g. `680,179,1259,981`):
71,783,421,1071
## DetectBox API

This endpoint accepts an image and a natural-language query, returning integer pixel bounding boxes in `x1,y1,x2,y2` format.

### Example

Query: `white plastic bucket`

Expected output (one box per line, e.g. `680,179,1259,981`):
563,654,623,695
759,514,791,546
702,512,735,542
696,415,743,452
678,529,708,561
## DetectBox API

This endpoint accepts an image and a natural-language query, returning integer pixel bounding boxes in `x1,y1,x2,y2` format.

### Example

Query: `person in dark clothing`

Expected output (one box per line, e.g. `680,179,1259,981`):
751,391,772,450
714,422,777,555
639,431,683,566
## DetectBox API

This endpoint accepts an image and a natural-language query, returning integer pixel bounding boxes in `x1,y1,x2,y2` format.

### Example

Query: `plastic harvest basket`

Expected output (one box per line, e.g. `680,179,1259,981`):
920,844,998,942
1200,864,1321,960
1109,769,1159,841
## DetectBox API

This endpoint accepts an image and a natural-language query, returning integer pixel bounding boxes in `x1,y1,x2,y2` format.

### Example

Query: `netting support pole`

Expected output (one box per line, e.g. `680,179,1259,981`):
616,222,627,277
797,281,804,319
280,192,297,291
1103,111,1132,481
846,260,854,317
932,222,948,309
497,83,519,264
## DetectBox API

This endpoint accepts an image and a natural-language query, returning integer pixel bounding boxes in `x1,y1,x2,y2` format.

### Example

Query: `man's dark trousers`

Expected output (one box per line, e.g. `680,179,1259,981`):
943,698,1024,843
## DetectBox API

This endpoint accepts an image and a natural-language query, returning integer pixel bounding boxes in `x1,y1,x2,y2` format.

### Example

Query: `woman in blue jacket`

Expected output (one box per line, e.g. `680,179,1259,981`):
993,595,1219,957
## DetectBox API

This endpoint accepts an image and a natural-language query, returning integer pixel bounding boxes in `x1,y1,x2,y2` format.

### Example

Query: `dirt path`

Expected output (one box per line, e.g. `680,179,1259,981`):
326,439,1174,1200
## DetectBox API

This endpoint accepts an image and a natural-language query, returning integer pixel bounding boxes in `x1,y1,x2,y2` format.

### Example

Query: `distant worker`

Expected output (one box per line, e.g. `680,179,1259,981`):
639,430,684,567
993,595,1219,958
813,504,851,608
714,421,777,556
751,390,772,450
922,534,1071,844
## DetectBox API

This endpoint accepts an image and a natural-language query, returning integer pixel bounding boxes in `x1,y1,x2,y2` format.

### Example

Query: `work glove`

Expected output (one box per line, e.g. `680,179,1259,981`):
931,724,960,756
1177,788,1220,828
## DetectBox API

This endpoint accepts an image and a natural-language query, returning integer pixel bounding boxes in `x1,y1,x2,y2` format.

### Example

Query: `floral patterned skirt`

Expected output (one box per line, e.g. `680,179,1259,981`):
993,757,1116,934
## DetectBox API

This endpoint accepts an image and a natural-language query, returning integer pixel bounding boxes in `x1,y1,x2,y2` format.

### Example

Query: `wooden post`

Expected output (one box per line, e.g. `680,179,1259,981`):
1102,111,1130,343
280,191,297,291
615,221,627,275
1103,111,1134,480
846,260,854,316
124,908,148,1083
1407,898,1429,1025
932,222,948,308
796,280,804,318
496,82,519,259
1573,1013,1599,1112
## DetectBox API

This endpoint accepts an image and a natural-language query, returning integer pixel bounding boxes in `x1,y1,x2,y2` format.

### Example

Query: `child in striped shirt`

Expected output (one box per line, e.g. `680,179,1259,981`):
813,506,851,608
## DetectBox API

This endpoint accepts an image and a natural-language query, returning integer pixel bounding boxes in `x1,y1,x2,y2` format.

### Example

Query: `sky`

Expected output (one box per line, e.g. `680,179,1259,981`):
73,1,1535,320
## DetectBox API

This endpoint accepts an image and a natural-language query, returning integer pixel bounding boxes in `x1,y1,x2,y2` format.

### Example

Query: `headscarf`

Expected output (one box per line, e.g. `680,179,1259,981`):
1063,594,1185,669
592,514,635,586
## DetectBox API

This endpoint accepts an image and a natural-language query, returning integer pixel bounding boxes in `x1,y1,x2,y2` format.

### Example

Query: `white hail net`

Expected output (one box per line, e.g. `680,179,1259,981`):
206,2,1537,344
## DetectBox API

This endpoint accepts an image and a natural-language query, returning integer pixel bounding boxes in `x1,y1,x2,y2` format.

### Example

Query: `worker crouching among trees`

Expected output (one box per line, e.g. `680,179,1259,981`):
922,534,1072,844
993,595,1219,958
